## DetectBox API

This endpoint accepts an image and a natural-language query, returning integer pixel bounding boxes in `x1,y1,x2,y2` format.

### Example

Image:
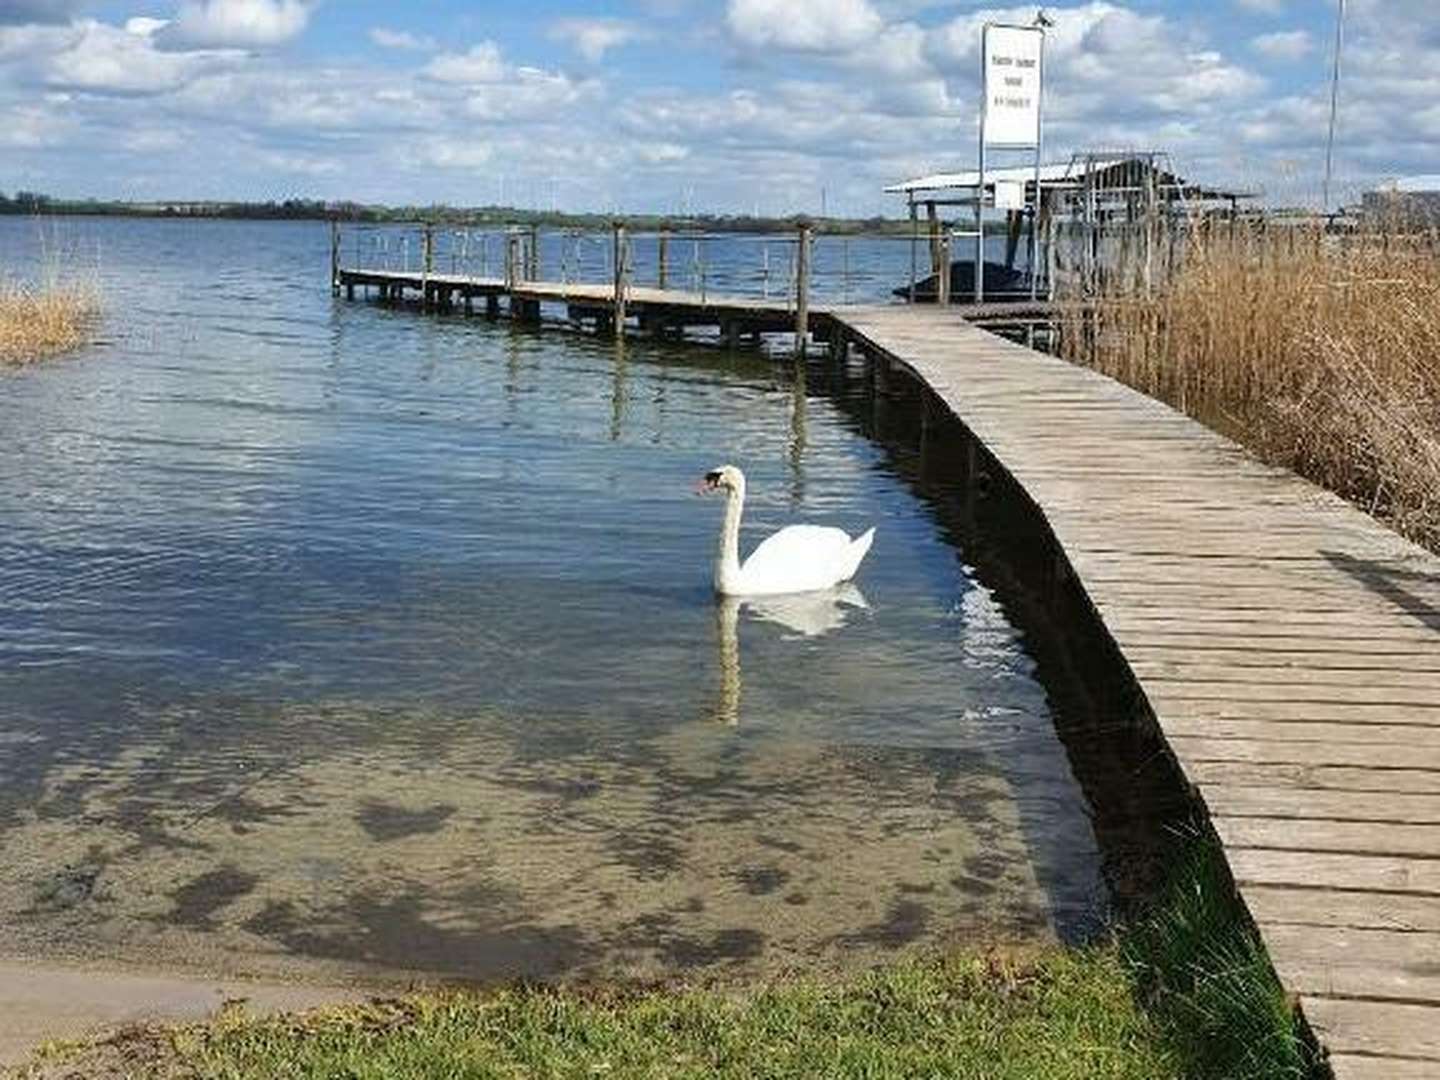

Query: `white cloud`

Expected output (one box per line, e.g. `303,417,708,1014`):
1251,29,1312,61
549,18,647,63
1233,0,1285,13
368,26,435,51
156,0,315,51
44,19,228,95
726,0,883,53
424,41,506,84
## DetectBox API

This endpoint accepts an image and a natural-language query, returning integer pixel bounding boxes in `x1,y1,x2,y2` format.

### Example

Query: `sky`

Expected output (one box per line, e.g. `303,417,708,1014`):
0,0,1433,215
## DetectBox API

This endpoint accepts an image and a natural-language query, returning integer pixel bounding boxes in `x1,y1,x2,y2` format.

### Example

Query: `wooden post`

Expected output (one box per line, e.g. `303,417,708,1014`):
612,221,627,339
794,221,811,356
658,228,670,290
937,232,952,307
505,232,518,288
330,219,340,295
527,224,540,280
423,222,434,278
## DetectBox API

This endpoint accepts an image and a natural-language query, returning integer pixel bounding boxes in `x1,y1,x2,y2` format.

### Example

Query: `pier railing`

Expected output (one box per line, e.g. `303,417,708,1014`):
334,221,926,311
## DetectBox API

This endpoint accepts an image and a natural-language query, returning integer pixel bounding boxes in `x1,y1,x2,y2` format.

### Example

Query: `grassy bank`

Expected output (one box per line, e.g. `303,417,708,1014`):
17,837,1318,1080
0,279,99,366
1060,227,1440,551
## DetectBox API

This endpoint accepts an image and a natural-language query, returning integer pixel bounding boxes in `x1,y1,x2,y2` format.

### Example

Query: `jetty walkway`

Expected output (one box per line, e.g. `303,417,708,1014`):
335,267,1440,1077
838,306,1440,1080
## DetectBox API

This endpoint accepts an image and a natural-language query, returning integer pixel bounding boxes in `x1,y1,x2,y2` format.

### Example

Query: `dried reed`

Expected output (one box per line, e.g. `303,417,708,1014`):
1060,224,1440,551
0,278,100,366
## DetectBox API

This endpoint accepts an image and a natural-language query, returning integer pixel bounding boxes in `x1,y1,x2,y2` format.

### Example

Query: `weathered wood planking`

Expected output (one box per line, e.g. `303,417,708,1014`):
830,304,1440,1080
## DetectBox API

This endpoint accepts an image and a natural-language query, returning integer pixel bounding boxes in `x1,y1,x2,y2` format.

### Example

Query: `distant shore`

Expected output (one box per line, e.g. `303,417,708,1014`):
0,195,909,234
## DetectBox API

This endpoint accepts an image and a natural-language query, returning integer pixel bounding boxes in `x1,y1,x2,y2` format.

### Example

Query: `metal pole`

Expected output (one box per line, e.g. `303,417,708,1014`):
1323,0,1347,217
1030,28,1045,301
976,24,988,305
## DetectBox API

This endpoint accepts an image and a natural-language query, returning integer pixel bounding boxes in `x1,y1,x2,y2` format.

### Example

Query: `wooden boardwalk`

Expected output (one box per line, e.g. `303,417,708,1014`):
834,304,1440,1080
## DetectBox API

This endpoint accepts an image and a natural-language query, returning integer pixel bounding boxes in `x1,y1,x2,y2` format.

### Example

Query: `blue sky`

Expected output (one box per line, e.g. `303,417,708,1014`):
0,1,1431,214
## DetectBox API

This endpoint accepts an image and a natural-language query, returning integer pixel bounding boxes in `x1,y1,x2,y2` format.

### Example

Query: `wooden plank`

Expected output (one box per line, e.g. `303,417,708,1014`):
1201,785,1440,824
1128,646,1440,672
1259,924,1440,1003
1246,885,1440,933
1154,699,1440,727
1229,849,1440,895
1326,1054,1440,1080
1215,816,1440,860
1169,735,1440,770
1304,997,1440,1061
1189,760,1440,794
1170,719,1440,743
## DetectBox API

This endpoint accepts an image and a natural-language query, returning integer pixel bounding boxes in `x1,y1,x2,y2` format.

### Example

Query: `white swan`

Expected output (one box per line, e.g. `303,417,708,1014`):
700,465,875,596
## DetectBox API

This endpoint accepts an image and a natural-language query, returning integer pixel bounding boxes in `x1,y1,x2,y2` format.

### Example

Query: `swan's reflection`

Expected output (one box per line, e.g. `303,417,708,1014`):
710,584,869,726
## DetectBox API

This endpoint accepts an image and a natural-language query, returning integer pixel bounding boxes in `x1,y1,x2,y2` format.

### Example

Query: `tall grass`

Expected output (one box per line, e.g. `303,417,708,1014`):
1059,224,1440,551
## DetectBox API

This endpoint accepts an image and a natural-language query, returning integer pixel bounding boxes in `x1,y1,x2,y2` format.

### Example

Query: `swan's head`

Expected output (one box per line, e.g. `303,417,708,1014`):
700,464,745,495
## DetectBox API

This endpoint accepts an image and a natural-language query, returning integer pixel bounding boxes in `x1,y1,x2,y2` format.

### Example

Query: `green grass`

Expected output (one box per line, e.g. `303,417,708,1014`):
21,833,1321,1080
167,949,1178,1080
1120,831,1320,1080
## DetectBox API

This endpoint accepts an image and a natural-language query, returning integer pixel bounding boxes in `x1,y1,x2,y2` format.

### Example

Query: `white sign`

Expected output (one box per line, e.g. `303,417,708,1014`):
982,24,1043,147
994,179,1025,210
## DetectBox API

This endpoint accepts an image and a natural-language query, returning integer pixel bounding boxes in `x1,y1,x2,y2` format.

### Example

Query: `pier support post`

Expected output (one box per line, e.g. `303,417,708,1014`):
658,228,670,290
612,221,628,340
794,221,811,356
486,294,500,320
937,232,952,307
330,220,340,296
345,281,354,301
527,224,540,281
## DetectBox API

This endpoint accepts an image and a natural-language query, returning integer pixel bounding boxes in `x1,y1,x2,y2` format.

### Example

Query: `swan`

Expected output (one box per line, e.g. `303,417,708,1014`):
699,465,875,596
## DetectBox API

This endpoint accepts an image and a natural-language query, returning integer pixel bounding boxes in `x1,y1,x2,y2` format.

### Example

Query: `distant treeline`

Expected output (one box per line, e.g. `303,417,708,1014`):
0,190,906,234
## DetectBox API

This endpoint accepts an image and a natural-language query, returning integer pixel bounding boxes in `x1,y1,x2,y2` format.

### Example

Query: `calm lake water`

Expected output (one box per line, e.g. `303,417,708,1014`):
0,217,1100,987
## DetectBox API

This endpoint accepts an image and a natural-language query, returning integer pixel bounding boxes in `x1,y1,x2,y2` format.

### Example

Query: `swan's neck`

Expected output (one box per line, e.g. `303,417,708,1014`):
714,481,745,594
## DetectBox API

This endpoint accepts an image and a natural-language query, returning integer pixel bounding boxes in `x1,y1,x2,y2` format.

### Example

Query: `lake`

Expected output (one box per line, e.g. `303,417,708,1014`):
0,217,1101,987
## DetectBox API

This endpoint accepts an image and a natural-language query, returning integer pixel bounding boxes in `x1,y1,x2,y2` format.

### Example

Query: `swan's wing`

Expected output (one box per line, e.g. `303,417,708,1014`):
740,524,856,592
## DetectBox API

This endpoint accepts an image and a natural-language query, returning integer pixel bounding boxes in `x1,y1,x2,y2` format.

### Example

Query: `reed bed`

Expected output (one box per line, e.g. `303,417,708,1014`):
1059,225,1440,551
0,277,100,366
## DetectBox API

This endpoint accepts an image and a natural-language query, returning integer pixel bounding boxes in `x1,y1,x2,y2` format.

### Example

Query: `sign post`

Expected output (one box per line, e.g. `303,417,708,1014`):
978,23,1045,304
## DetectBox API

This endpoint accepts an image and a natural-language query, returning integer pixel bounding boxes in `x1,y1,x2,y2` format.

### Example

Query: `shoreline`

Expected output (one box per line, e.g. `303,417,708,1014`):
0,957,367,1068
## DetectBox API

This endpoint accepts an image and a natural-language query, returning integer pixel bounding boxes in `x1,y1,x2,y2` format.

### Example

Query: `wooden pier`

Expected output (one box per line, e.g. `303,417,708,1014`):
836,306,1440,1080
333,254,1440,1075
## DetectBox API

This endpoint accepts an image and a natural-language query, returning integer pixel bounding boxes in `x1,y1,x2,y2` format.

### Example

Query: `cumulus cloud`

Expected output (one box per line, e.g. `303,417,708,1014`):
44,19,229,95
726,0,883,53
369,26,435,51
549,18,647,62
424,41,506,84
156,0,315,51
1251,29,1312,61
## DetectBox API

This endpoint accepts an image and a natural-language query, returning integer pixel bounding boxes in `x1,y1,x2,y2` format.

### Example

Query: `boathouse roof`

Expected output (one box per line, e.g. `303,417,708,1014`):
886,155,1251,203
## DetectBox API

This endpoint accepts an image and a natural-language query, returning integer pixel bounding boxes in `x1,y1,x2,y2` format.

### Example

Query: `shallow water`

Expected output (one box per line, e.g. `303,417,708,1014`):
0,217,1101,986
